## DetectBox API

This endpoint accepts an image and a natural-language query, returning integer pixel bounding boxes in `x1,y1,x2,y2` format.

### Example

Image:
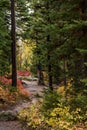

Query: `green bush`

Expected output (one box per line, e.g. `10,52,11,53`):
18,88,87,130
68,95,87,111
41,90,62,116
66,95,87,123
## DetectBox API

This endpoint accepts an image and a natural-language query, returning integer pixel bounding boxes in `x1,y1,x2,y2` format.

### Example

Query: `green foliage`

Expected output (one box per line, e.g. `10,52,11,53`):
3,85,17,92
18,91,87,129
0,0,11,75
18,81,87,129
42,90,62,114
25,0,87,89
16,1,87,129
68,95,87,111
0,113,17,121
0,0,87,128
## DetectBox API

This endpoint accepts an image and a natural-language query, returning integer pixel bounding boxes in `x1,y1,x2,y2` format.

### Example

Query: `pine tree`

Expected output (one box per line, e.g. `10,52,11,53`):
0,0,11,76
25,0,62,89
57,0,87,88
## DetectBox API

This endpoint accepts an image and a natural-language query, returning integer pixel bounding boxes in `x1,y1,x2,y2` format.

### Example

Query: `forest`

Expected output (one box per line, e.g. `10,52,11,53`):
0,0,87,130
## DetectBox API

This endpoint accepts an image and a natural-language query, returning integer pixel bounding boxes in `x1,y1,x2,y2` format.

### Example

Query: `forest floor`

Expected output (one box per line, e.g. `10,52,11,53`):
0,81,85,130
0,80,46,130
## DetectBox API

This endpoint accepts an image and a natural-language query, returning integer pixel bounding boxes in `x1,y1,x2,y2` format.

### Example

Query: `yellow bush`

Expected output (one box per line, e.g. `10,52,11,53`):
0,86,9,101
18,103,45,128
0,86,19,104
46,106,73,130
18,102,87,130
18,104,73,130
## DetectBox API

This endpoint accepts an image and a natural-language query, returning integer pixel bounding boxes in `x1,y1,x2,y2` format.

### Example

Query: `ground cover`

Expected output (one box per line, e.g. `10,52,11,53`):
18,80,87,130
0,71,30,109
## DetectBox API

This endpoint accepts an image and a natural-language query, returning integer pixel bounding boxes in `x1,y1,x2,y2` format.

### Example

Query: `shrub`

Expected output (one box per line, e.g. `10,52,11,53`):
67,95,87,123
18,103,46,129
18,101,87,130
18,83,87,130
18,103,73,130
68,95,87,111
0,85,19,105
41,90,62,116
46,106,73,130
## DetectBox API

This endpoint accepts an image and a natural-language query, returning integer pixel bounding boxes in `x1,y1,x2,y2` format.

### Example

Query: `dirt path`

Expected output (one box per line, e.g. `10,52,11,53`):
22,80,45,98
0,80,46,130
0,121,24,130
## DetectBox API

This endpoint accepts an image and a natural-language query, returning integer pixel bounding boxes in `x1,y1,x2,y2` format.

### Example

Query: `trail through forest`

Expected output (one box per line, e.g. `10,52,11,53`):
0,80,46,130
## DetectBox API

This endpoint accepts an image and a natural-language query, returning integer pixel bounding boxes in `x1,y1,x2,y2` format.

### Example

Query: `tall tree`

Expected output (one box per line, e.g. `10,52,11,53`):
59,0,87,87
17,0,87,91
25,0,62,89
11,0,17,86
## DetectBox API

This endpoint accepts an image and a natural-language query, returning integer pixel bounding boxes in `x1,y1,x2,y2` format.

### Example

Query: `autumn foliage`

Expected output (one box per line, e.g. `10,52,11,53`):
17,79,30,96
0,73,30,98
17,70,31,76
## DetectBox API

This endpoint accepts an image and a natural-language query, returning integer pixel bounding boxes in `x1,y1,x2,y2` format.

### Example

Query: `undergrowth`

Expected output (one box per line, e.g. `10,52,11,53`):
18,80,87,130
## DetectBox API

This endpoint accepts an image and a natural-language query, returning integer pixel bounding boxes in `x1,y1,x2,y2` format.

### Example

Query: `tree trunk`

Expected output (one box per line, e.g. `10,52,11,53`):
80,0,87,78
47,36,53,90
48,56,53,90
37,61,44,85
11,0,17,86
63,58,67,87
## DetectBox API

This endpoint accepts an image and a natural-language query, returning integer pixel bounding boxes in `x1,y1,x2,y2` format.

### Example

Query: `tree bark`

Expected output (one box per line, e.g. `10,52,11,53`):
37,61,44,85
63,58,67,87
11,0,17,86
47,36,53,90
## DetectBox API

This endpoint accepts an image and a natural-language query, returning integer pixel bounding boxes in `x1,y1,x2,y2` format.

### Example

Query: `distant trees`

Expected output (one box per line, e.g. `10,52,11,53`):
0,0,87,89
24,0,87,90
24,0,64,89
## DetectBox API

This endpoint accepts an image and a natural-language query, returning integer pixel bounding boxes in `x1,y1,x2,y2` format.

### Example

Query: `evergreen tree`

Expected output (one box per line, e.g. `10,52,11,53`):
58,0,87,88
0,0,11,75
24,0,64,89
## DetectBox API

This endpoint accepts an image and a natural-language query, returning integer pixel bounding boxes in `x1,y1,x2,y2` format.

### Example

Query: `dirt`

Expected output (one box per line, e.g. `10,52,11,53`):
0,121,25,130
